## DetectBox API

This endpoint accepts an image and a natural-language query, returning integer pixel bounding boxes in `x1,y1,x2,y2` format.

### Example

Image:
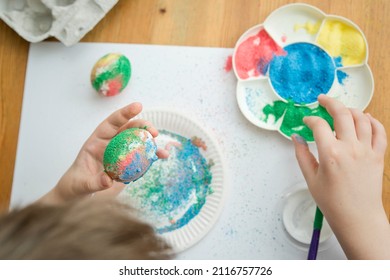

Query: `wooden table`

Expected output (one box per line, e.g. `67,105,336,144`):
1,0,389,216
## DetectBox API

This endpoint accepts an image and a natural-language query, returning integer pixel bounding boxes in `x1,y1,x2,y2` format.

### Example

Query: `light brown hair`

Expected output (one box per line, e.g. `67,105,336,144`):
0,198,171,259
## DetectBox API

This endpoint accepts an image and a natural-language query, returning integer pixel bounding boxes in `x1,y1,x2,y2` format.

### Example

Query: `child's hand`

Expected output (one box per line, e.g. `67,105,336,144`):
39,102,168,205
292,94,389,259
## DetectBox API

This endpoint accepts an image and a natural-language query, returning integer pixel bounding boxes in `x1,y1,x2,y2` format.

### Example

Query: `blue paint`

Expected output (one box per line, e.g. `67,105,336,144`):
157,187,208,234
269,43,336,104
145,140,158,160
337,70,349,85
334,56,343,67
121,153,143,181
244,87,266,120
257,58,270,75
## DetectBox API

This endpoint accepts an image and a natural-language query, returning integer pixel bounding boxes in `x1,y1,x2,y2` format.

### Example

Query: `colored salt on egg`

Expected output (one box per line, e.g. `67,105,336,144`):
90,53,131,96
103,128,158,183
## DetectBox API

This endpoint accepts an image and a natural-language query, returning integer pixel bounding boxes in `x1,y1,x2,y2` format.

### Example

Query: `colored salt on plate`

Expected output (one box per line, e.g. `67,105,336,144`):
91,53,131,96
121,130,213,234
103,128,158,183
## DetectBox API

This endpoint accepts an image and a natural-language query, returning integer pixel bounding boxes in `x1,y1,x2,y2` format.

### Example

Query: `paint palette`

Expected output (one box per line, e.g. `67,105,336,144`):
119,110,225,253
233,3,374,141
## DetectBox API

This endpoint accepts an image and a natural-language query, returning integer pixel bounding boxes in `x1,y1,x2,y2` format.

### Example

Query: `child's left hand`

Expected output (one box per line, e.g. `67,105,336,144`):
39,102,168,205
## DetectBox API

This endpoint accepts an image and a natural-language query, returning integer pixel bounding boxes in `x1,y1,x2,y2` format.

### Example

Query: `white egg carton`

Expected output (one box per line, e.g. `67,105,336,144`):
0,0,118,46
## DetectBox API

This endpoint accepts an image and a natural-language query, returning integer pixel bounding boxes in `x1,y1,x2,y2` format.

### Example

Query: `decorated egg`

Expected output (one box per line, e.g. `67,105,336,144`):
91,53,131,96
103,128,158,183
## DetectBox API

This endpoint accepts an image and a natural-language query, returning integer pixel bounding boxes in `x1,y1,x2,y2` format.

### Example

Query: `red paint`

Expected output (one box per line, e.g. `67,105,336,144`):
119,151,138,171
224,55,233,72
106,78,122,96
234,29,286,79
191,137,207,151
281,34,287,43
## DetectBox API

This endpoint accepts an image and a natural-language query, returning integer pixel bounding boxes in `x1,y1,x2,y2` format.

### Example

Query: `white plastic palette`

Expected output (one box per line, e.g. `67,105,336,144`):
120,110,226,253
0,0,118,46
233,3,374,141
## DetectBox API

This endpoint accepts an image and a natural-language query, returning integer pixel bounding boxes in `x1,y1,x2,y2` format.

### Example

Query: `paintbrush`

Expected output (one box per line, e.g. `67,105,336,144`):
307,206,323,260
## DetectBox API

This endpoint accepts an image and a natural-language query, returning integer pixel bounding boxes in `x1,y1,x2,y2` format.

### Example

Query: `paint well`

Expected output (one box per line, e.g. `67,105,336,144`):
269,42,335,104
317,19,366,66
235,29,286,79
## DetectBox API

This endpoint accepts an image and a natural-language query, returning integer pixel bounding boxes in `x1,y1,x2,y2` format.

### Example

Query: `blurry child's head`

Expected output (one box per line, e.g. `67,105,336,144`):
0,198,171,259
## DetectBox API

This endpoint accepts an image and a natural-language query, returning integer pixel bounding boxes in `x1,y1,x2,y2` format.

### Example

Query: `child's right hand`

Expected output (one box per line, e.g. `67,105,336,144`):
292,94,390,259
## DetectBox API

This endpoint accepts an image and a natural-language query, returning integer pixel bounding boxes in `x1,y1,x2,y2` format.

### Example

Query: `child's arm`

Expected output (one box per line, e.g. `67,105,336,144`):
292,94,390,259
38,102,168,205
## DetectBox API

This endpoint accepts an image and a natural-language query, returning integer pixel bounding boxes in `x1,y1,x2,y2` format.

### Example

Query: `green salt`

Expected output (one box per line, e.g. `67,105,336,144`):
263,100,334,141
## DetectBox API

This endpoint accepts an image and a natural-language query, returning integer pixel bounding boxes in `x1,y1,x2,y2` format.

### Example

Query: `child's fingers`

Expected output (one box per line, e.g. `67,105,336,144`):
95,103,143,139
120,119,159,137
156,148,170,159
350,108,372,145
303,115,336,152
86,172,114,194
292,134,319,185
317,94,357,141
106,103,143,130
367,114,387,155
94,181,126,198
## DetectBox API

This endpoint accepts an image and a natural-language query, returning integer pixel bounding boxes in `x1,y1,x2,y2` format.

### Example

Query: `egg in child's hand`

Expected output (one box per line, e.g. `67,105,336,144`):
90,53,131,96
103,128,158,183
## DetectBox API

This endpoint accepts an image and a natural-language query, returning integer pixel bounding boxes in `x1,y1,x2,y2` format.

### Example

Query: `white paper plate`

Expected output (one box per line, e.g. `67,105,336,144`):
120,110,226,253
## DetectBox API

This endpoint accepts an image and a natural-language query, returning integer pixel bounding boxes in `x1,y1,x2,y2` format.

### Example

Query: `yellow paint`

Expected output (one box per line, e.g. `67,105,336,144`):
294,21,322,35
95,53,119,67
317,19,366,66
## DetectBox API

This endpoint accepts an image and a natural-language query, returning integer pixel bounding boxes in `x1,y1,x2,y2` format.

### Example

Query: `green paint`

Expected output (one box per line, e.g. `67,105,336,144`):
263,100,334,141
103,128,144,166
263,100,287,122
92,54,131,91
313,207,324,230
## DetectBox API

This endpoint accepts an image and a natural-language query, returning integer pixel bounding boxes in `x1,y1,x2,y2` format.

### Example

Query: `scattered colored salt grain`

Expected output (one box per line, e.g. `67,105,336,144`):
337,70,349,85
103,128,157,183
224,55,233,72
333,56,343,67
90,53,131,96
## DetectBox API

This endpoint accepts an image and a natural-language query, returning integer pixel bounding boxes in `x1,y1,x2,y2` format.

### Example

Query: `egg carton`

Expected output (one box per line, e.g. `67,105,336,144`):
0,0,119,46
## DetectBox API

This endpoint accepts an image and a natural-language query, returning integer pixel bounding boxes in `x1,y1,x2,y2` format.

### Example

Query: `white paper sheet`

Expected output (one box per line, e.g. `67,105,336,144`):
11,42,345,259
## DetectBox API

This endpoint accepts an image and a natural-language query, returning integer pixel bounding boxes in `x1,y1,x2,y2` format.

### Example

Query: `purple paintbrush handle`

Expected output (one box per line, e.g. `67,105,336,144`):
307,229,321,260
